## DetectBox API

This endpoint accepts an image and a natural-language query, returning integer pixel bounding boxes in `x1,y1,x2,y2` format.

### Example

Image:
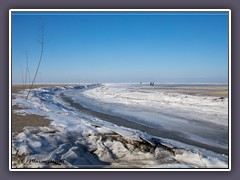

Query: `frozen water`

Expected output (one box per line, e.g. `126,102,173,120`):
12,83,229,168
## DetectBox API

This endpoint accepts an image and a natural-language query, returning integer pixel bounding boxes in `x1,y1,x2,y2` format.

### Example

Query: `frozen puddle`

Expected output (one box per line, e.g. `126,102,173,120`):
12,84,229,168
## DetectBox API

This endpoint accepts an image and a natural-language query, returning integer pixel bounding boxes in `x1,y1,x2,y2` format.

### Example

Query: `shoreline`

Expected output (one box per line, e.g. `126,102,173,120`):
12,84,229,154
11,84,229,168
61,93,228,155
12,86,52,133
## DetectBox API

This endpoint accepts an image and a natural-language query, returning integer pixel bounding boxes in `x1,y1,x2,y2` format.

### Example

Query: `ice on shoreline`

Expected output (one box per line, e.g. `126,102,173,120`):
11,83,228,168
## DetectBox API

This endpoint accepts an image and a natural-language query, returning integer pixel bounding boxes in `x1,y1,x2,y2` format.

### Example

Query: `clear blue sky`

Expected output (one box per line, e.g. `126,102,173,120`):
12,11,229,83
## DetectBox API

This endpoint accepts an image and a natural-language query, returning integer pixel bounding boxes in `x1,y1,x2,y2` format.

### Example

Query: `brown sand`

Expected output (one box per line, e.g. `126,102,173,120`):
182,87,228,97
157,85,228,97
12,104,51,133
12,84,73,94
11,85,57,133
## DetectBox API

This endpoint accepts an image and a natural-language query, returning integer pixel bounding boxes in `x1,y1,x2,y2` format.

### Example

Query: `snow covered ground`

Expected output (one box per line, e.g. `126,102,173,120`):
11,83,229,169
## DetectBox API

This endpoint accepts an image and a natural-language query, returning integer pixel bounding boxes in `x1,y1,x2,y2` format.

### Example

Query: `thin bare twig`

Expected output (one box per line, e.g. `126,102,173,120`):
24,50,29,88
26,22,44,99
21,65,24,86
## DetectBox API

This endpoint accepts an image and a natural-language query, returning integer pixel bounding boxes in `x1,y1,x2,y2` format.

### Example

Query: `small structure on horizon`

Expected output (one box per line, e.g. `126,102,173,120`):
150,82,154,86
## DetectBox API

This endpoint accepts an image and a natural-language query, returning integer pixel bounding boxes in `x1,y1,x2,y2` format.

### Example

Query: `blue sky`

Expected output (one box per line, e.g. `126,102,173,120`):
11,11,229,83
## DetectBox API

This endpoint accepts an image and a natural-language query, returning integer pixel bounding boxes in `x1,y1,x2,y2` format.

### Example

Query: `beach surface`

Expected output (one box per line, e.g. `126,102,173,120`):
11,83,229,168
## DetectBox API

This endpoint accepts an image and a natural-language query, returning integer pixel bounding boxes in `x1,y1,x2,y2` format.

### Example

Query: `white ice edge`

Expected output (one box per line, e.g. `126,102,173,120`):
11,84,228,168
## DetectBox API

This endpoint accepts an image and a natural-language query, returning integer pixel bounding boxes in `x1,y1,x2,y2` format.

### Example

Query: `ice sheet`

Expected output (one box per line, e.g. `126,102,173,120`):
12,84,228,168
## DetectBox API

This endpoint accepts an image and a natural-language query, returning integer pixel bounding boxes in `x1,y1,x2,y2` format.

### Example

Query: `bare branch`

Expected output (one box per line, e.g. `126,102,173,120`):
24,50,29,88
26,21,45,99
21,65,24,86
